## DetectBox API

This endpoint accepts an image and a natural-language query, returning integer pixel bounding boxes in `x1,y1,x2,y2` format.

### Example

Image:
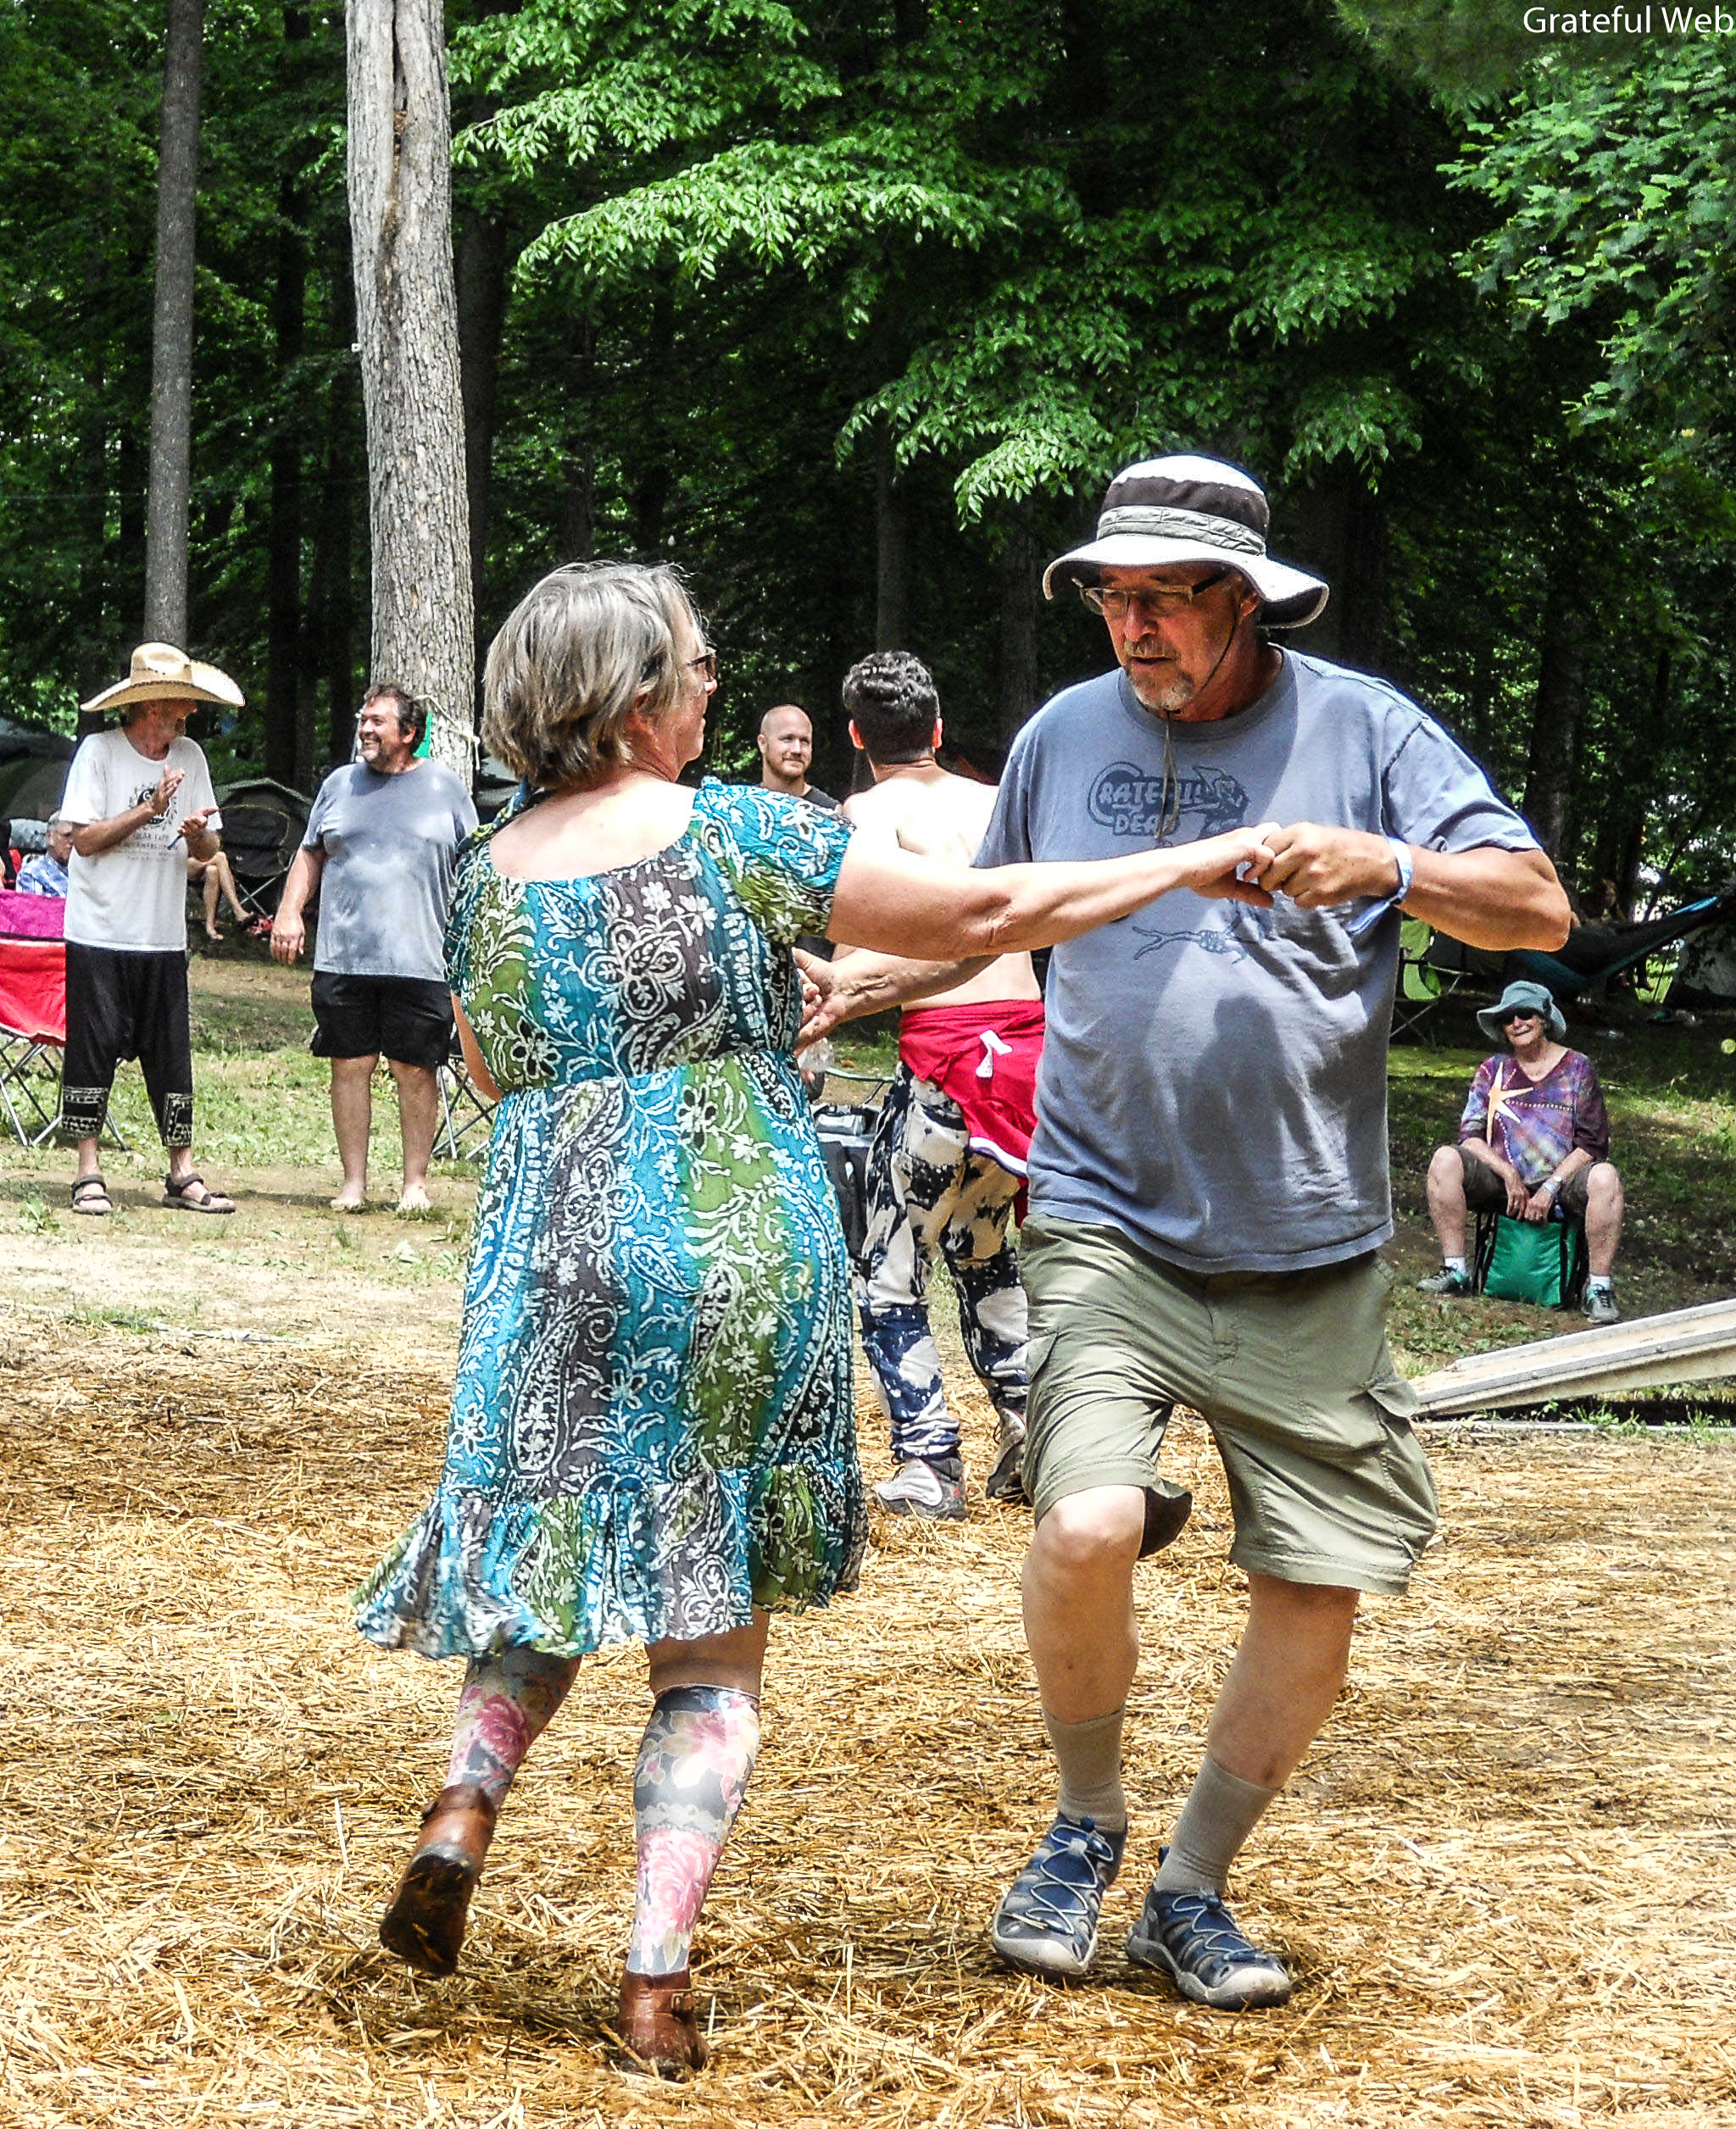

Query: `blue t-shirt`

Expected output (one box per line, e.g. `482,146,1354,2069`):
976,651,1538,1274
303,760,478,981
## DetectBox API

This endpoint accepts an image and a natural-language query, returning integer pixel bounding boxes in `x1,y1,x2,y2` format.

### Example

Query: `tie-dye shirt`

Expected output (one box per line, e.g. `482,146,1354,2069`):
1458,1048,1611,1187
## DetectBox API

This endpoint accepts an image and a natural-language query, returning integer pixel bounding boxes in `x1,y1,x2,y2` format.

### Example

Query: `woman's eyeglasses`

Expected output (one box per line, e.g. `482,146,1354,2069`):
688,650,718,684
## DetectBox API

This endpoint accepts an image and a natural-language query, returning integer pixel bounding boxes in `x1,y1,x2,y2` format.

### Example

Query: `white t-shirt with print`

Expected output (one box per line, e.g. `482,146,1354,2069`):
59,728,221,952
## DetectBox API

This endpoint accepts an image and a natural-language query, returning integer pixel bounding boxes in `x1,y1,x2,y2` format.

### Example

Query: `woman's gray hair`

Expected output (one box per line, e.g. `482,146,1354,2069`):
482,561,703,790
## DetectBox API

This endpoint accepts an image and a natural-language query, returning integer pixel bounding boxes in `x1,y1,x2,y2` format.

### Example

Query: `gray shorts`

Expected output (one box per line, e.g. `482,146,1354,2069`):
1021,1215,1439,1598
1459,1145,1593,1220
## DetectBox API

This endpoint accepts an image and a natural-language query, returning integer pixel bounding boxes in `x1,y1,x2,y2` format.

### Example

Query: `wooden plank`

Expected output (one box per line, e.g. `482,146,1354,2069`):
1410,1298,1736,1415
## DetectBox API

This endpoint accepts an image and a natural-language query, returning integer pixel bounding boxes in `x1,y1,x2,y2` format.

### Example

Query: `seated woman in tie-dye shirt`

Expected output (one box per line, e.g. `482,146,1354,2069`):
1417,978,1624,1323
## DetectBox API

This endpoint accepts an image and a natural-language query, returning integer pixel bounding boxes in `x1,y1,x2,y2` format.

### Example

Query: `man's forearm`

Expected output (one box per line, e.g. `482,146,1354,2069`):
1404,846,1570,952
275,847,322,922
828,951,993,1020
71,803,153,858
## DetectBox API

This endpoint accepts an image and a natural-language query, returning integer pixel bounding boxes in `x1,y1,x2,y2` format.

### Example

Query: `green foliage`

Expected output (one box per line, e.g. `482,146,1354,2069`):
1451,46,1736,463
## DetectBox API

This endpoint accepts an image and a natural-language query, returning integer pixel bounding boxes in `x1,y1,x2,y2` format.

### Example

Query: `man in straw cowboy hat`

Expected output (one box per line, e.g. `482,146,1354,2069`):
808,453,1570,2008
58,642,242,1215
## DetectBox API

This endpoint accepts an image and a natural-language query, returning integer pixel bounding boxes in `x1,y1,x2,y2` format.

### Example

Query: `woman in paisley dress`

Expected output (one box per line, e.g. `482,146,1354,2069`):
357,561,1277,2074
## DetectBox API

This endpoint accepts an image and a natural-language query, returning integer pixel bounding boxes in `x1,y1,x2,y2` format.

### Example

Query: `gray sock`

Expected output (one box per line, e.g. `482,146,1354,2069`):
1043,1705,1127,1834
1155,1755,1277,1895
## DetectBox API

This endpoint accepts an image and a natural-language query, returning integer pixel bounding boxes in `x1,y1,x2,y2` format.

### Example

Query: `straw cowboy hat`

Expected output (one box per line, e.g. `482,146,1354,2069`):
1043,454,1331,628
80,642,245,718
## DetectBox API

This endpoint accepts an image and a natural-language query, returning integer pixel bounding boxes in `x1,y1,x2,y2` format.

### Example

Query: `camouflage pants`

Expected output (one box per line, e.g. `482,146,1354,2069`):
854,1064,1029,1463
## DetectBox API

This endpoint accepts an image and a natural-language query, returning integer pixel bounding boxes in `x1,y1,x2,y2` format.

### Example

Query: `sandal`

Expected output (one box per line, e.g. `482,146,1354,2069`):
70,1175,112,1217
162,1171,236,1215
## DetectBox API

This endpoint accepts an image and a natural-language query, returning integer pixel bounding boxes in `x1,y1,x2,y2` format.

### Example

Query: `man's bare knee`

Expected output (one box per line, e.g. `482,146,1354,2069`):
1032,1488,1145,1581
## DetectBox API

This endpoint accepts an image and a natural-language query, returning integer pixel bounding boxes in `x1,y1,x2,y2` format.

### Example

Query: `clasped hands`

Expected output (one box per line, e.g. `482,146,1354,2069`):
1198,822,1403,910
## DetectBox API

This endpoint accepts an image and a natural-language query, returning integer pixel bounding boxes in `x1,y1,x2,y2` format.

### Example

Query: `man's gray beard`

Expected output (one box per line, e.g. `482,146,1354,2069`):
1127,665,1197,717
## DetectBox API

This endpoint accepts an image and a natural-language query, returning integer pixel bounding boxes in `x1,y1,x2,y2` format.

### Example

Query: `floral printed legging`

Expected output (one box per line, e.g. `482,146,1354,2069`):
446,1647,760,1977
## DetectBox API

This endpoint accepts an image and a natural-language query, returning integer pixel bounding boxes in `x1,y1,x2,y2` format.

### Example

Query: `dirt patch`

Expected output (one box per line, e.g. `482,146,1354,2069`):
0,1315,1730,2126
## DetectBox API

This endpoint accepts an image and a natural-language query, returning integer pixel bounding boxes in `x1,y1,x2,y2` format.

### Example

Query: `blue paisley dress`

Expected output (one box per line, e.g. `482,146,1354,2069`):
354,780,865,1659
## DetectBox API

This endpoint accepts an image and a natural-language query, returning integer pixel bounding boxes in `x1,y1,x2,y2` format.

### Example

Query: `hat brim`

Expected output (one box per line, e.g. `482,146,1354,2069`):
1477,987,1567,1045
80,668,245,716
1042,535,1329,630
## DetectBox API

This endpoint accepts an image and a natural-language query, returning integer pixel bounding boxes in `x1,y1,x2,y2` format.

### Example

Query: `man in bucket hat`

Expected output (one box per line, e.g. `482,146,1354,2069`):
808,453,1570,2009
1420,977,1624,1323
58,643,241,1215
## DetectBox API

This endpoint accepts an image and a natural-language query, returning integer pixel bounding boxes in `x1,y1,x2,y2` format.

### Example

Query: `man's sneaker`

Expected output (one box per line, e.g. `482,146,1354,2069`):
1416,1266,1472,1297
985,1409,1027,1504
1583,1285,1622,1326
989,1815,1125,1978
874,1455,966,1520
1127,1880,1293,2010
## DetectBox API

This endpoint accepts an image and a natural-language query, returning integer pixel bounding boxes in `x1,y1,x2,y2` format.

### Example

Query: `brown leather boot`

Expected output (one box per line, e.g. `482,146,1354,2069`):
378,1783,498,1977
615,1967,709,2076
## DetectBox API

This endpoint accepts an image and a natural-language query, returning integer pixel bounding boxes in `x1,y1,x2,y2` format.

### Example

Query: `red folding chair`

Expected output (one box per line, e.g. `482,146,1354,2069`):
0,889,67,1144
0,891,125,1149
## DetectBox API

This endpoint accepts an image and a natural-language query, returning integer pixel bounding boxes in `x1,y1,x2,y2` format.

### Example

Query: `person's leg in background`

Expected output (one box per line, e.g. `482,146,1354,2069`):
938,1150,1030,1501
137,948,233,1210
312,974,382,1210
62,942,127,1214
854,1065,971,1520
387,1060,440,1213
328,1054,376,1209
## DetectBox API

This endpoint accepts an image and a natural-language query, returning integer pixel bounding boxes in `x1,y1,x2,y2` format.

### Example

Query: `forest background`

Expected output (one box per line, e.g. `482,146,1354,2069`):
3,0,1733,909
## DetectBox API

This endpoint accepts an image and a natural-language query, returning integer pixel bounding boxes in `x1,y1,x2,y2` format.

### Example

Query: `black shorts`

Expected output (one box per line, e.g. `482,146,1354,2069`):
309,973,453,1070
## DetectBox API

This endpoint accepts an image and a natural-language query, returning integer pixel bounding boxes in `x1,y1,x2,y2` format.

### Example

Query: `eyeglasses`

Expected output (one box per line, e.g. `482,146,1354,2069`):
1501,1009,1539,1026
688,649,717,684
1079,571,1234,621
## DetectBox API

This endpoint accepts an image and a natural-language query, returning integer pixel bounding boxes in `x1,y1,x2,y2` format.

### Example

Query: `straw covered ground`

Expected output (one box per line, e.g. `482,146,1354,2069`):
0,1304,1731,2127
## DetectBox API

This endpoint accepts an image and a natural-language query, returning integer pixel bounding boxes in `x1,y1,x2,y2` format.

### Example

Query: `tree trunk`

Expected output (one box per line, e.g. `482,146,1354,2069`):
997,503,1039,742
456,196,509,665
143,0,204,648
558,312,596,563
346,0,475,780
303,254,360,770
265,173,308,783
1522,567,1590,863
875,427,909,651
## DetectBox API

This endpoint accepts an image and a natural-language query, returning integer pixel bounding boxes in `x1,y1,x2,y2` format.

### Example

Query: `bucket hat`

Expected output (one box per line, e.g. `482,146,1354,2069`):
1043,455,1329,628
80,642,244,719
1477,979,1566,1046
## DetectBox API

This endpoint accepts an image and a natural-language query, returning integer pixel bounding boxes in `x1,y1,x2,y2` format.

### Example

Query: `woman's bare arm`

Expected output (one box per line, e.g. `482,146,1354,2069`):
825,824,1278,962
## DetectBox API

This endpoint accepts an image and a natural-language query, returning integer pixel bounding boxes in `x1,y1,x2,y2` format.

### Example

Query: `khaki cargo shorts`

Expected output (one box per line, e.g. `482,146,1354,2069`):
1021,1215,1438,1597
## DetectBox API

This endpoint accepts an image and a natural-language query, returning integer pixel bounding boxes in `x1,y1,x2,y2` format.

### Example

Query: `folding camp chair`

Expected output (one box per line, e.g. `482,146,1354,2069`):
218,803,303,922
1394,920,1464,1048
0,890,125,1148
1472,1203,1589,1313
434,1037,497,1162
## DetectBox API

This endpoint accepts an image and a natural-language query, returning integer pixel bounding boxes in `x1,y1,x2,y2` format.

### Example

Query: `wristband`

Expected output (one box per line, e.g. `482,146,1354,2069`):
1541,1175,1562,1199
1345,837,1416,937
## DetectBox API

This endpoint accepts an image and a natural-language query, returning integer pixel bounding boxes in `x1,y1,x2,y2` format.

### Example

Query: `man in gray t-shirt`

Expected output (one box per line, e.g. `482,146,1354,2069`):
815,455,1570,2010
272,686,477,1213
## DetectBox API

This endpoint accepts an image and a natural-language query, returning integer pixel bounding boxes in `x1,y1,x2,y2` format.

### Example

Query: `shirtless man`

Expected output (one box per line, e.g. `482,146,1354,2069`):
838,651,1043,1518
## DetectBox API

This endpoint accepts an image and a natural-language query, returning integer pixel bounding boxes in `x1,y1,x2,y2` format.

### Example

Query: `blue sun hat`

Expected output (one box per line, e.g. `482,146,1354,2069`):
1477,979,1566,1046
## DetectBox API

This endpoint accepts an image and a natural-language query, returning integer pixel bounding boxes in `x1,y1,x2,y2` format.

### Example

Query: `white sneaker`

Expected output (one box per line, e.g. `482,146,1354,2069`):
873,1457,966,1520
